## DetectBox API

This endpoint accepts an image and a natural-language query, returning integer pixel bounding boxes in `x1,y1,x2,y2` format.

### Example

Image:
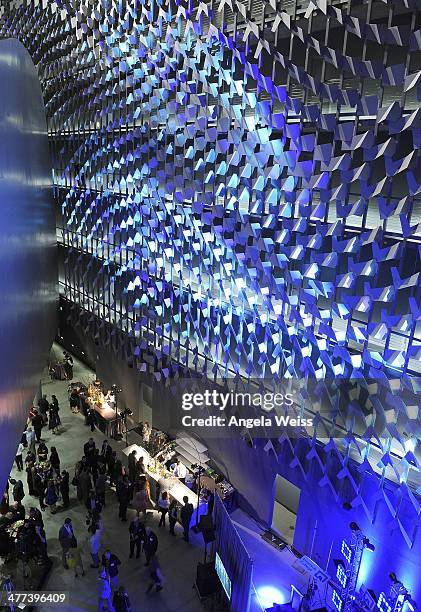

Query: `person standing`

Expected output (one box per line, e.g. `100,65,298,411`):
84,438,96,464
48,404,59,434
51,394,60,420
135,456,145,478
157,491,169,528
180,496,194,542
35,472,47,511
38,395,50,422
169,459,187,483
116,477,130,522
35,523,48,562
101,549,121,590
129,516,145,559
67,544,85,578
25,427,36,454
29,506,44,527
26,462,35,496
142,421,151,448
98,568,113,611
143,527,158,566
12,479,24,503
49,395,61,433
95,471,107,507
45,480,58,514
114,459,123,486
127,450,137,484
59,518,75,569
78,469,92,505
107,451,116,484
50,447,60,473
59,470,70,508
31,410,44,442
12,501,25,521
87,407,96,432
112,586,131,612
15,442,24,471
89,525,101,568
69,389,79,413
168,499,178,536
133,480,150,520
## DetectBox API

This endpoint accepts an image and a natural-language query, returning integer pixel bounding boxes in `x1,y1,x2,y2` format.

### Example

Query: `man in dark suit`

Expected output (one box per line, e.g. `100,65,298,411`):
101,549,121,589
128,450,137,484
59,518,75,569
143,528,158,566
84,438,96,464
116,477,130,522
31,411,44,442
180,496,194,542
37,395,49,421
129,516,145,559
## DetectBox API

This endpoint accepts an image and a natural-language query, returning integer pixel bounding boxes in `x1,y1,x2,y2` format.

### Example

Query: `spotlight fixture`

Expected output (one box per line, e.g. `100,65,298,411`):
363,537,375,552
342,502,352,511
120,408,133,417
405,596,417,611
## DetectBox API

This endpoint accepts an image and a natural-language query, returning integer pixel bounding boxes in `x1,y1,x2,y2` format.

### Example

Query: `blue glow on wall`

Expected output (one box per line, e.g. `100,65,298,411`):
0,1,420,606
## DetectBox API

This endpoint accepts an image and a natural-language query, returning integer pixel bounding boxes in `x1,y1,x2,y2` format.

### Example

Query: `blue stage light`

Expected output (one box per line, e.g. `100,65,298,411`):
256,586,285,609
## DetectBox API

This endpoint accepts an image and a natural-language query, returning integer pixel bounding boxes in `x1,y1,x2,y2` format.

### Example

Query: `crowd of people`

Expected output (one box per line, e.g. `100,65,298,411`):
2,390,206,611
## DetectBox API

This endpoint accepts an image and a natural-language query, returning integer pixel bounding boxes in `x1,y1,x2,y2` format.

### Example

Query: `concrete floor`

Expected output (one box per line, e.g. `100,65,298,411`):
8,347,204,612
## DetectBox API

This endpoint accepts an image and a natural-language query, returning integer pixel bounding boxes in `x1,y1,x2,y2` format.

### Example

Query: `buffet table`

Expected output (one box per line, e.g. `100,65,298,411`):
123,444,207,526
86,381,121,437
93,402,120,437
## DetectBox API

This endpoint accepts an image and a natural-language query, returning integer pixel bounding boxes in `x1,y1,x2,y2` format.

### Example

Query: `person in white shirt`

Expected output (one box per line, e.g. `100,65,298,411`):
90,525,102,568
170,460,187,483
158,491,169,528
25,427,36,454
15,442,25,471
142,421,151,446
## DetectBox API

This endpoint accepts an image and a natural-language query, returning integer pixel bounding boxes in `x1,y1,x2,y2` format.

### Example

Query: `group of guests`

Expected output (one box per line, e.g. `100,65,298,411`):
16,437,70,515
23,394,62,448
6,382,209,610
59,514,131,610
0,497,48,565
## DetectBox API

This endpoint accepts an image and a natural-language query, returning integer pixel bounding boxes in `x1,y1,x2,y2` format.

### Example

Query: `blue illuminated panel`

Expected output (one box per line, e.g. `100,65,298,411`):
215,552,232,601
377,593,392,612
336,564,347,588
332,590,343,612
341,540,352,564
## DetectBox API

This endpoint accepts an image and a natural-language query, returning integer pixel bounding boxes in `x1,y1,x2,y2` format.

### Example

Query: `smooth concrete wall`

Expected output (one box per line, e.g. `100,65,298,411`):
0,39,57,497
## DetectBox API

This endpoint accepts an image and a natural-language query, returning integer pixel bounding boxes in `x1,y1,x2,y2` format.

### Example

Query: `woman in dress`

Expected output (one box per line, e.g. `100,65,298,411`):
133,481,150,520
45,480,58,514
50,447,61,473
50,395,61,432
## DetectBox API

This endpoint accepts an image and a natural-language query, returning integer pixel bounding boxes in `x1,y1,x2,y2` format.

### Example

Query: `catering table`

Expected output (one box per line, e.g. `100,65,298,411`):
123,444,207,527
92,401,120,437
